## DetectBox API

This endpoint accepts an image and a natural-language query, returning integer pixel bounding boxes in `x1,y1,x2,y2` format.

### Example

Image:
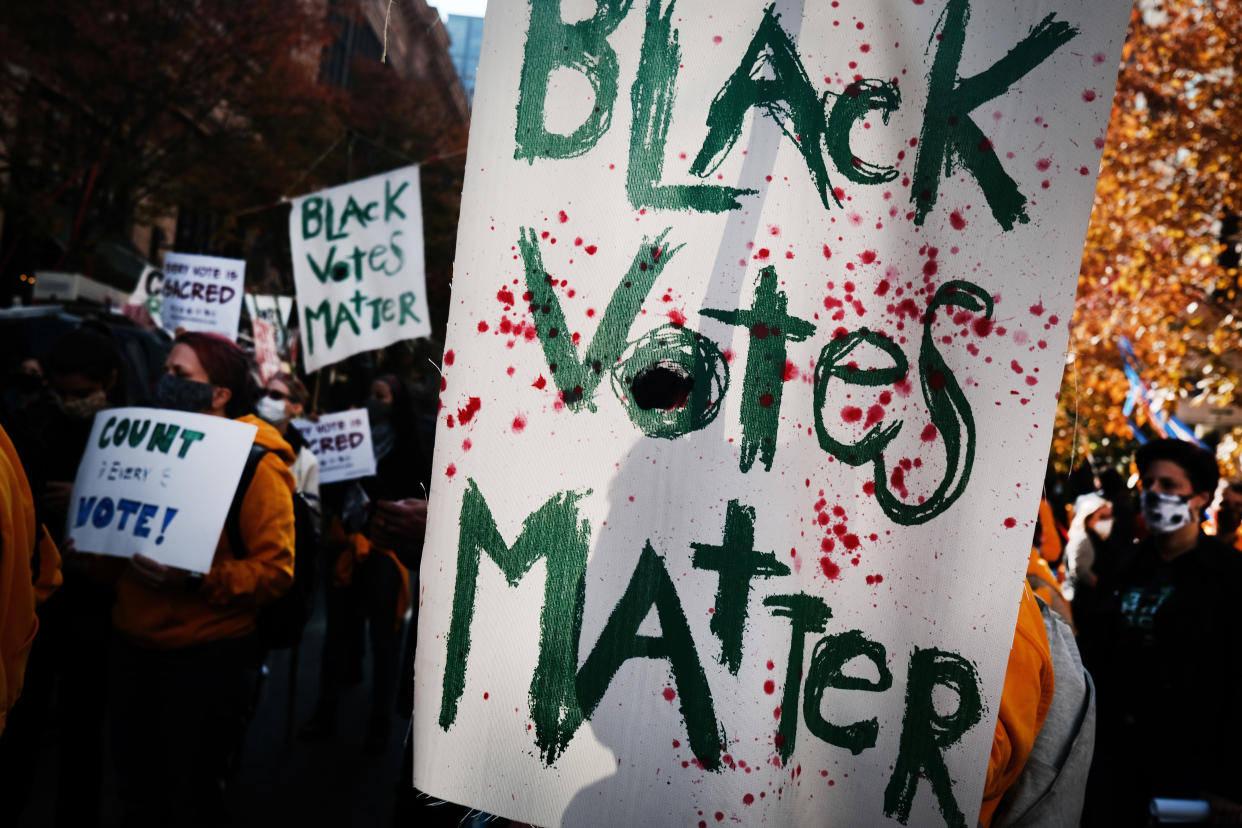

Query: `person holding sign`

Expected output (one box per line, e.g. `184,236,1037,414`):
107,332,296,826
301,374,429,754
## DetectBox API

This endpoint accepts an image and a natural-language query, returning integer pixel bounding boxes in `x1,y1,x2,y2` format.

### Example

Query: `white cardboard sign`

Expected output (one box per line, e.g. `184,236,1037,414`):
414,1,1132,825
68,407,256,573
291,410,377,484
160,252,246,340
288,165,431,372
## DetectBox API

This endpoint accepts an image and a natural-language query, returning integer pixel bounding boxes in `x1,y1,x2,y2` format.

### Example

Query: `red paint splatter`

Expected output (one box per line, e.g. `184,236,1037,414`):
1004,517,1017,528
444,350,455,366
1082,89,1097,102
756,248,770,260
1035,158,1052,171
512,415,526,432
584,245,598,255
533,375,547,390
841,406,862,423
1030,301,1045,316
558,210,569,223
973,317,993,336
783,360,799,382
864,404,884,428
759,393,774,408
921,423,938,441
445,464,457,479
662,687,676,702
477,321,489,333
949,210,966,230
820,557,841,579
497,288,515,306
457,397,482,424
859,250,877,264
669,309,687,327
743,794,755,806
764,680,776,695
822,244,833,259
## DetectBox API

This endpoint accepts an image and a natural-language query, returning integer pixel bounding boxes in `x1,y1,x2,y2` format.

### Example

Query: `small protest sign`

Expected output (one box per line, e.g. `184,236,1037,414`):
244,293,295,353
288,165,431,372
291,410,376,484
252,317,281,384
68,407,257,573
161,252,246,340
413,1,1133,826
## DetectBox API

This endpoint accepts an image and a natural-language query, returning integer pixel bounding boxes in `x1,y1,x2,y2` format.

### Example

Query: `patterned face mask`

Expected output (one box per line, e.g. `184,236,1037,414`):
1141,490,1194,535
154,373,215,413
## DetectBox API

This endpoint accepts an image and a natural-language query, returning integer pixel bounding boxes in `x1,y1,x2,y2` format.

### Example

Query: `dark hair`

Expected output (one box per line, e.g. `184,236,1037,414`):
175,331,254,419
46,321,125,397
1134,438,1220,496
269,372,308,407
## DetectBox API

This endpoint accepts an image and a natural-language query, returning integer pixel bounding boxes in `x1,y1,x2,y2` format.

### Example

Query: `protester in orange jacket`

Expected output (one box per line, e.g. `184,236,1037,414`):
979,582,1054,827
0,423,61,737
105,332,295,826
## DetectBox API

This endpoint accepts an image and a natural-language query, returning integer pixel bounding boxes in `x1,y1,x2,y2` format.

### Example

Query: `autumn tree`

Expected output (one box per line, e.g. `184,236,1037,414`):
0,0,339,289
1054,0,1242,473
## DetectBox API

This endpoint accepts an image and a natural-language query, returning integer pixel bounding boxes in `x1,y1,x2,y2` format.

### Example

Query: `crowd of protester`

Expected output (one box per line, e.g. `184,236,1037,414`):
4,314,1242,826
0,319,433,827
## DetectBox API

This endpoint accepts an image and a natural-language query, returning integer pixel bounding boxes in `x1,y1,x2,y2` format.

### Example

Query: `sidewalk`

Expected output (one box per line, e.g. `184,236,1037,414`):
17,603,412,828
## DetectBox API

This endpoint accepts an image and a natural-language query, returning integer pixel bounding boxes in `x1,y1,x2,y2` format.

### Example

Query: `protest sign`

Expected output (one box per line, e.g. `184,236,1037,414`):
161,252,246,340
291,410,376,484
252,317,281,383
414,1,1132,825
244,293,295,353
68,407,257,574
289,166,430,372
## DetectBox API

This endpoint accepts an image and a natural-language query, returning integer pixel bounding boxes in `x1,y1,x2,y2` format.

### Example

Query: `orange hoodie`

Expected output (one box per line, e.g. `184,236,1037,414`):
0,424,62,736
113,415,295,650
979,581,1055,826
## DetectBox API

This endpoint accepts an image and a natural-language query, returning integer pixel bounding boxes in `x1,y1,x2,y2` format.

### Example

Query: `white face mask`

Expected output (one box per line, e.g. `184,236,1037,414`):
1092,517,1114,540
255,395,289,425
1142,491,1195,535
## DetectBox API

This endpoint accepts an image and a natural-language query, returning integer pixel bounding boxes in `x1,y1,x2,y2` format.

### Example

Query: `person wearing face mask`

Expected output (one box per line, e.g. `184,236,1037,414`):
256,372,321,531
107,331,296,827
301,373,430,754
0,322,126,828
1081,438,1242,827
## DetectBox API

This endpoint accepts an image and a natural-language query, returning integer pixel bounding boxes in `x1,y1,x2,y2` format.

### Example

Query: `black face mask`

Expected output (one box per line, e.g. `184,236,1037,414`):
154,373,215,413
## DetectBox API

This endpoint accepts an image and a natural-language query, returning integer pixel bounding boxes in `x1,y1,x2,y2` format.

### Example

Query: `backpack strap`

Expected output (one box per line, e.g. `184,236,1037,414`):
227,443,271,560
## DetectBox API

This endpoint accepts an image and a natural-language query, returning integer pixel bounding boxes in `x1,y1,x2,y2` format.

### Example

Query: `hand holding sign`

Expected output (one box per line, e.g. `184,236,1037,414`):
371,498,428,567
129,553,196,591
68,407,257,574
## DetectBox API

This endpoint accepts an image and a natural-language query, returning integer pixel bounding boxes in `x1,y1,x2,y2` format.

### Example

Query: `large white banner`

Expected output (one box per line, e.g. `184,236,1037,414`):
414,1,1131,826
68,407,256,573
291,410,377,485
161,252,246,340
289,166,431,372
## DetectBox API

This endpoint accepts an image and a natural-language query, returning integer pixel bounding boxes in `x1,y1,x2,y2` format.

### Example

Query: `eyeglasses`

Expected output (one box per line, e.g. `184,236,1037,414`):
262,389,290,401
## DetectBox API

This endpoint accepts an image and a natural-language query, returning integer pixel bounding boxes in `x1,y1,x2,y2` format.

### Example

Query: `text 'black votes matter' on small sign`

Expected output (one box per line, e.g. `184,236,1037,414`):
288,165,432,372
413,1,1133,826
